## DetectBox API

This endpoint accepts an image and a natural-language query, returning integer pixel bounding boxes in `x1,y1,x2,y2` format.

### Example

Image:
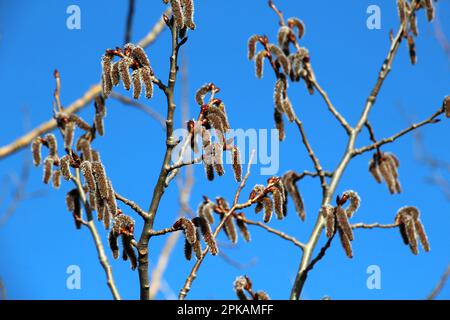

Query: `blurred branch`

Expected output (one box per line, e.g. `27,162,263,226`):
109,92,166,129
0,9,170,160
124,0,136,44
427,265,450,300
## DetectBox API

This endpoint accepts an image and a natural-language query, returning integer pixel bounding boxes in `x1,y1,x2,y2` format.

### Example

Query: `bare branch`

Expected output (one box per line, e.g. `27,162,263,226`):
427,265,450,300
115,192,149,220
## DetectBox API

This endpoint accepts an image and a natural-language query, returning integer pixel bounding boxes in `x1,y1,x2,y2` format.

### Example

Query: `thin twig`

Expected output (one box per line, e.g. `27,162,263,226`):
427,265,450,300
115,192,149,220
124,0,135,44
239,217,305,250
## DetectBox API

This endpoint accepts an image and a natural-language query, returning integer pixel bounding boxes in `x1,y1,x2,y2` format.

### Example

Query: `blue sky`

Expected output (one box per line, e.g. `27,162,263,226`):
0,0,449,300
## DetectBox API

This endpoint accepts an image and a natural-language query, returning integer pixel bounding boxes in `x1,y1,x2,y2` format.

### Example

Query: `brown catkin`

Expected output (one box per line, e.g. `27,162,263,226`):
174,217,197,245
404,218,418,255
69,114,91,131
407,35,417,65
322,205,335,238
282,97,296,122
342,190,360,218
278,26,292,54
234,277,249,300
43,156,54,184
184,238,193,260
369,156,382,183
108,232,119,259
106,180,118,218
31,138,42,166
193,217,218,255
198,201,214,224
272,189,284,220
140,66,153,99
213,143,225,176
338,228,353,258
91,149,101,162
181,0,195,30
66,190,76,212
119,58,132,90
231,146,242,182
276,54,291,76
261,197,274,223
94,95,106,116
336,206,353,241
60,155,71,180
283,171,306,221
91,161,109,199
397,0,406,25
170,0,185,29
95,114,105,136
77,138,92,162
102,54,113,96
45,133,58,157
192,229,202,259
111,61,121,86
131,45,150,67
64,121,75,150
424,0,434,22
248,35,260,60
414,219,430,252
409,12,419,36
66,189,81,229
223,214,238,244
274,108,285,141
80,161,96,192
256,291,270,300
52,169,61,189
195,83,214,105
235,214,251,242
122,235,137,270
287,17,305,39
274,78,286,113
132,69,142,99
255,50,266,79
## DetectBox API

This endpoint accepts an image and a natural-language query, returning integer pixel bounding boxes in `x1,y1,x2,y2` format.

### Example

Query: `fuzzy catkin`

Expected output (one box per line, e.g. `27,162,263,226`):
91,161,109,200
108,232,120,259
31,138,42,167
335,206,353,241
247,35,259,60
45,133,58,157
181,0,195,30
170,0,185,29
255,51,266,79
174,217,197,245
444,96,450,118
80,161,96,192
140,66,153,99
60,155,71,180
102,54,113,96
195,83,214,105
43,156,54,184
64,122,75,150
132,69,142,99
231,146,242,182
69,114,91,131
119,58,132,91
52,169,61,189
131,45,150,67
111,61,121,86
287,17,305,39
193,217,218,255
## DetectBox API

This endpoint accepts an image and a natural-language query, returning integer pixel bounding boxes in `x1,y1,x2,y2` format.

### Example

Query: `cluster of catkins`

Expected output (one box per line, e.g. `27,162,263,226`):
248,17,314,140
163,0,195,30
188,83,242,182
195,196,251,247
32,96,119,231
320,191,361,258
395,206,430,255
369,152,401,194
109,213,137,270
101,43,153,99
397,0,436,65
234,276,270,301
173,216,218,261
249,177,288,224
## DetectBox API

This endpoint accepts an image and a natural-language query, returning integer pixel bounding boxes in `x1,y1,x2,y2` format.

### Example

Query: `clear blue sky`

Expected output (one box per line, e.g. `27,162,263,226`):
0,0,449,300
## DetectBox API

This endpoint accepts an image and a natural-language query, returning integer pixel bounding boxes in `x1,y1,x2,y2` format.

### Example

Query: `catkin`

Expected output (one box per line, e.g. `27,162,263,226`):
213,143,225,176
131,45,150,67
342,190,360,218
407,35,417,65
231,146,242,182
45,134,58,157
52,169,61,189
119,58,132,90
80,161,96,192
69,114,91,131
60,155,71,180
336,206,353,241
64,122,75,150
170,0,185,29
274,108,285,141
184,238,193,260
282,171,306,221
235,214,251,242
195,83,214,105
234,277,249,300
108,232,119,259
140,66,154,99
91,161,109,199
95,114,105,136
261,197,274,223
102,54,113,96
43,156,54,184
287,17,305,39
443,96,450,118
222,214,237,244
31,138,43,166
105,180,118,218
248,35,260,60
181,0,195,30
255,50,266,79
111,61,121,86
193,217,218,255
338,228,353,258
122,235,137,270
174,217,197,245
132,69,142,99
